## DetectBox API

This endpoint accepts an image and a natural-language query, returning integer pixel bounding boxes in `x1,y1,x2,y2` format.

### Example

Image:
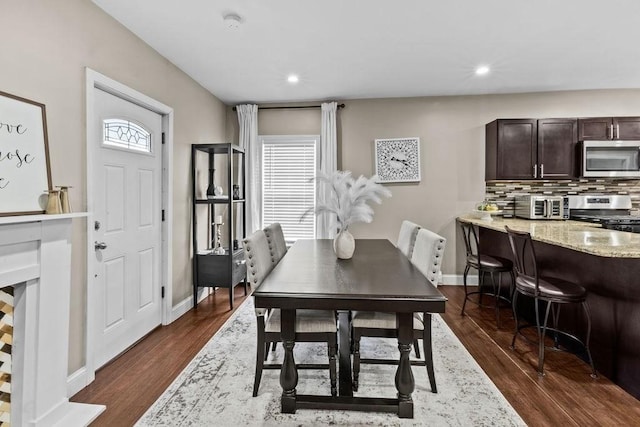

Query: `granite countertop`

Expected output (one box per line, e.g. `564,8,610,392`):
457,214,640,258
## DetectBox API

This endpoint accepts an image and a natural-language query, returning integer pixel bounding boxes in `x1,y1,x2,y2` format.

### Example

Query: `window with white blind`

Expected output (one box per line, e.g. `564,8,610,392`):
260,135,318,242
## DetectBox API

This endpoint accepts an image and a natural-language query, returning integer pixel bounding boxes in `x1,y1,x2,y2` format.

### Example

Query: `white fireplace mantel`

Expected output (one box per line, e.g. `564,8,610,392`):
0,213,104,426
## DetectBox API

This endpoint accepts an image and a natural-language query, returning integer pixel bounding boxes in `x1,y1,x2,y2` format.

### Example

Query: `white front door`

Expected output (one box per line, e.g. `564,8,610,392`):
92,88,163,368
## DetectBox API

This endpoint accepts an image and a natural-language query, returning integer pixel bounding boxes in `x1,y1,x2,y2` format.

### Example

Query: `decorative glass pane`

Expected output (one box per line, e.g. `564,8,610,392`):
103,118,151,153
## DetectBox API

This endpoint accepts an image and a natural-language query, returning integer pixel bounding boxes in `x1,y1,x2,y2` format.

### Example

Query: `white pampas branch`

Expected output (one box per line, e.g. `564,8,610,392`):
307,170,392,232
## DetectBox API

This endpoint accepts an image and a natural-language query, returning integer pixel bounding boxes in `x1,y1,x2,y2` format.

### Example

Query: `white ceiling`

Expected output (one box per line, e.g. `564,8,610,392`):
93,0,640,105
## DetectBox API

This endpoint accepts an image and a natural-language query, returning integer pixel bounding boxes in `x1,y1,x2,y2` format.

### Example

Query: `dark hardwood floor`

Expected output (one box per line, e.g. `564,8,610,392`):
72,284,640,426
439,285,640,426
71,286,252,426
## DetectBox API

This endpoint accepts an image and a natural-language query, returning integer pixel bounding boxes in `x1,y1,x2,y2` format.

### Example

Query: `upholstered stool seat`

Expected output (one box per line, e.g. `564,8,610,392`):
468,254,513,270
516,275,587,303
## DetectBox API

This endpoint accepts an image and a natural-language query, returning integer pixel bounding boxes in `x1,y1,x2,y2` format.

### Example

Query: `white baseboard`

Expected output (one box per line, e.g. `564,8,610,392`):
441,274,478,286
68,290,210,397
67,367,90,398
171,288,210,322
171,294,195,323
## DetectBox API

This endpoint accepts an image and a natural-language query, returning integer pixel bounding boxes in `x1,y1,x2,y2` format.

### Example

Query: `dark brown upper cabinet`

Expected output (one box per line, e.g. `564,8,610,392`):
486,118,577,180
537,118,578,179
578,117,640,140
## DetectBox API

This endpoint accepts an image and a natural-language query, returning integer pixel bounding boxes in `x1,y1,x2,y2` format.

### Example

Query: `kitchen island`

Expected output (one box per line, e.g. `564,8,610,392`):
457,214,640,399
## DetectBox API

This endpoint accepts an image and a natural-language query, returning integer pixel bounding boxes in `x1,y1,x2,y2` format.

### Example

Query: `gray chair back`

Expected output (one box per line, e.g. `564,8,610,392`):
397,220,420,258
243,229,274,288
264,222,287,265
411,228,446,284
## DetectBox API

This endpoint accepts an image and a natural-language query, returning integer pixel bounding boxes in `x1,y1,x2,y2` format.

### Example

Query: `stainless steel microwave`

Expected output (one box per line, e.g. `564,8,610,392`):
515,195,567,220
582,140,640,178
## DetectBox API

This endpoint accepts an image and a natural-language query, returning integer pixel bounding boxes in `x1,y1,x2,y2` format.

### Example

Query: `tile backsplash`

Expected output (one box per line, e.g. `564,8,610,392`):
485,179,640,216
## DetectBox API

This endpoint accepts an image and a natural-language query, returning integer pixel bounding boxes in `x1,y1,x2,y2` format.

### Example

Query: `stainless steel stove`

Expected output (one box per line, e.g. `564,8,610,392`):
568,195,640,233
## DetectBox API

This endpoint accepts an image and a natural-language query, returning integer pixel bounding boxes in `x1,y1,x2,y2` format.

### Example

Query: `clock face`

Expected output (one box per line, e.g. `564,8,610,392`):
388,151,408,170
375,138,421,183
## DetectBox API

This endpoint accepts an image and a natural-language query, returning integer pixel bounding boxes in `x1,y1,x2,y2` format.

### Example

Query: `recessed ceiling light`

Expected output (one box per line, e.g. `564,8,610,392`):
287,74,299,84
223,13,241,29
475,65,490,76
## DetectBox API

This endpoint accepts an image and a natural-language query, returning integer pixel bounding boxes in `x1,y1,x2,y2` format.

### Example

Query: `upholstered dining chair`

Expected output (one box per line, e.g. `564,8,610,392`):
459,220,514,326
397,220,421,258
505,226,597,378
243,229,338,397
396,220,422,356
264,222,287,266
350,228,446,393
263,222,288,354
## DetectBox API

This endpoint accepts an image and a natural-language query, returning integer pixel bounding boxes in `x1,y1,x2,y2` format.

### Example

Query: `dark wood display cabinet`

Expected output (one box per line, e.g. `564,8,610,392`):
485,118,578,180
578,117,640,141
191,143,247,310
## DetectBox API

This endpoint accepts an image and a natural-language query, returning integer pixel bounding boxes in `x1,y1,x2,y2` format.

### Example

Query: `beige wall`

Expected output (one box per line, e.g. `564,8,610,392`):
1,1,227,372
5,0,640,380
227,89,640,279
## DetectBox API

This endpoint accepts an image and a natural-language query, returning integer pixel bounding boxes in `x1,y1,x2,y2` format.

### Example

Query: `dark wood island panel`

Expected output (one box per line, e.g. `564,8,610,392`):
478,226,640,399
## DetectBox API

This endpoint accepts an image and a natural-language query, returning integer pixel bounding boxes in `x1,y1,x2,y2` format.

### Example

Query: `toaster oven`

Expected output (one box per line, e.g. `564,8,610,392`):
514,195,567,220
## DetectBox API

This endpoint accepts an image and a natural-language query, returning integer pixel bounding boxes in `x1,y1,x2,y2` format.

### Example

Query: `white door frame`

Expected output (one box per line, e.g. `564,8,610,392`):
83,68,174,386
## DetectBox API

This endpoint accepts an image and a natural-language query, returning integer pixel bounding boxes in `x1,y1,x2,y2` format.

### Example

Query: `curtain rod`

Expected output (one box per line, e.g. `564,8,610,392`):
232,103,345,111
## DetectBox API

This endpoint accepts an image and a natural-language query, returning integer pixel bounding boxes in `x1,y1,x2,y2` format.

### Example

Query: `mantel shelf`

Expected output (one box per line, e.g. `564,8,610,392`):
0,212,88,225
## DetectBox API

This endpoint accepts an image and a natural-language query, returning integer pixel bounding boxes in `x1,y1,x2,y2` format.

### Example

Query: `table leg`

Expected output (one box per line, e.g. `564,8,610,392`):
280,309,297,413
337,310,353,397
395,312,414,418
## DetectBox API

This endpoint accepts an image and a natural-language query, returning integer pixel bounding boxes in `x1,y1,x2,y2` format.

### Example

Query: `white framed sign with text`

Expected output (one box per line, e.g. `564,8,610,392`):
0,91,52,216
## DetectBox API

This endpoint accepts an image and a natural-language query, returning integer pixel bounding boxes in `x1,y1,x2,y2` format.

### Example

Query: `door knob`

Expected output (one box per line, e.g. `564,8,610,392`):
95,241,108,250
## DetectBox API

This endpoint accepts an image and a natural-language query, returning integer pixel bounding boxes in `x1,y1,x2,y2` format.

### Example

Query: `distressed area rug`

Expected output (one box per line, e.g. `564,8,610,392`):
136,299,525,426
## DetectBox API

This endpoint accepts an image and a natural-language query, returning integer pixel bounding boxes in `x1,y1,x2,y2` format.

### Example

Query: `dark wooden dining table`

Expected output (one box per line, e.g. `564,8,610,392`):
253,239,447,418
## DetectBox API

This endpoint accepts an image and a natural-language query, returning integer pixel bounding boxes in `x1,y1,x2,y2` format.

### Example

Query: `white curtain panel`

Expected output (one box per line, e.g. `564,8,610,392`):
236,104,260,235
319,102,338,238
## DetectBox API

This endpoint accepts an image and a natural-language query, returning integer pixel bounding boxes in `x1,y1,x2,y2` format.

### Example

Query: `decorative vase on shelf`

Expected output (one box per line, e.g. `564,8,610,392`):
333,229,355,260
58,186,72,213
206,168,216,199
45,189,62,214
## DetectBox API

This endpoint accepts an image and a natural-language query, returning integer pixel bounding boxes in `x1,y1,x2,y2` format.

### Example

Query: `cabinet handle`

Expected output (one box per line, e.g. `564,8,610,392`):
610,124,614,140
533,164,537,178
540,164,544,178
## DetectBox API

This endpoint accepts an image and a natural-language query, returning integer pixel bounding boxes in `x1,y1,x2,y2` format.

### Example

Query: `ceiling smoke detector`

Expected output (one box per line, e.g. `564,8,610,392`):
223,14,241,29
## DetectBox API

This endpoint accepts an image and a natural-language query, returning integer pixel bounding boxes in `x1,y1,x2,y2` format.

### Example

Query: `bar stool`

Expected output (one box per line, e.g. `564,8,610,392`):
459,221,514,326
505,226,597,377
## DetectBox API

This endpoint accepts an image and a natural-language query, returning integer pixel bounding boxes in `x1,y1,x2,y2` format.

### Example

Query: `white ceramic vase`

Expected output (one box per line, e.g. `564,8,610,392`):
333,229,355,259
